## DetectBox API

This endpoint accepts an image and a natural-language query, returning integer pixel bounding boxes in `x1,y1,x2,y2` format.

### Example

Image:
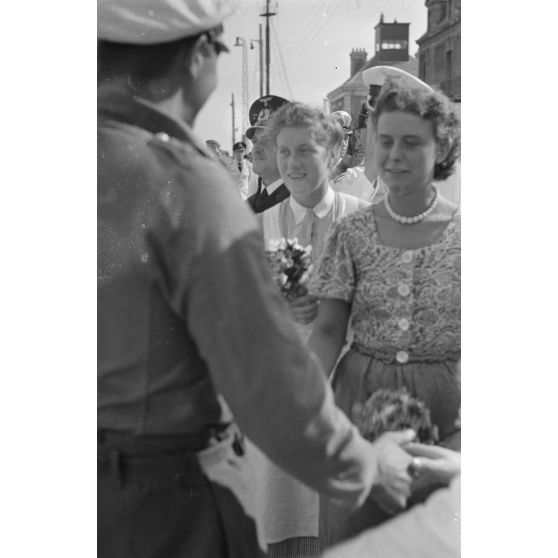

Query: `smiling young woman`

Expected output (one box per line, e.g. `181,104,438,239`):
248,102,371,558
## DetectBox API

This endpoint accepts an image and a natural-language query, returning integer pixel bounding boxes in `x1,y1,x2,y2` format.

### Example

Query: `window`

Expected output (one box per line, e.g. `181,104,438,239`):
380,40,408,50
446,49,453,82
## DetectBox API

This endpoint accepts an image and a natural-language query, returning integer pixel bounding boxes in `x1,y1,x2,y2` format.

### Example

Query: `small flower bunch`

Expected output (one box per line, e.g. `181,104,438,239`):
265,238,313,300
352,388,439,445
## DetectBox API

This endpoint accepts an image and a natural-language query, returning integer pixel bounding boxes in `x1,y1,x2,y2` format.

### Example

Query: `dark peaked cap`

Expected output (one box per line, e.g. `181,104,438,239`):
245,95,289,139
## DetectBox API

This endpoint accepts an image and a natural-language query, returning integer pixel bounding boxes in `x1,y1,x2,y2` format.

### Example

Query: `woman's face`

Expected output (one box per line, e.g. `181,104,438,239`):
276,126,333,204
373,110,439,194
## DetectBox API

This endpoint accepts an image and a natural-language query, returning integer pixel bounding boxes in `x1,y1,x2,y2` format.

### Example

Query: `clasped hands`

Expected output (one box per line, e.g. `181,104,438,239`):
371,430,461,514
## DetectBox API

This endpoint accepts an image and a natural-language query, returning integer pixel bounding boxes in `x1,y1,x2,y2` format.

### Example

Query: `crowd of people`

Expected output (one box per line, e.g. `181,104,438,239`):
97,1,461,557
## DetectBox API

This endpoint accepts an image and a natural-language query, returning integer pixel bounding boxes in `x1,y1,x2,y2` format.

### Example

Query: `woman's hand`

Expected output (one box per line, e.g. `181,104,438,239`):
370,429,416,512
289,294,319,325
405,443,461,489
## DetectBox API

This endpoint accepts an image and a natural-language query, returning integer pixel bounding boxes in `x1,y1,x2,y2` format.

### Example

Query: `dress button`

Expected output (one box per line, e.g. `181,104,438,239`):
398,318,410,331
396,350,409,364
397,283,411,297
401,250,414,263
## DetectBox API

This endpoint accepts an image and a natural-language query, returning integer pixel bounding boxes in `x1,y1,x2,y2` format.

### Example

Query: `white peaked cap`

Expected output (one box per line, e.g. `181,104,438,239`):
362,65,433,92
98,0,241,44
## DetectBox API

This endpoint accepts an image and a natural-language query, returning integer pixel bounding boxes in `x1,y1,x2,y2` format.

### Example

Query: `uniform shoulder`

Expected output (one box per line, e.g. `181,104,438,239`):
149,132,237,190
149,132,211,169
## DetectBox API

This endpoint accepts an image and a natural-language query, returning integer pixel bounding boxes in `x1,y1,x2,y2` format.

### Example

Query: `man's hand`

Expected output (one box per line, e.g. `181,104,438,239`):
289,294,319,325
370,429,416,511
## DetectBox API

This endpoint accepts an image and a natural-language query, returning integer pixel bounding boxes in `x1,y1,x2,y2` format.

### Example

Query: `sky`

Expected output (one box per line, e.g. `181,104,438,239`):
195,0,428,150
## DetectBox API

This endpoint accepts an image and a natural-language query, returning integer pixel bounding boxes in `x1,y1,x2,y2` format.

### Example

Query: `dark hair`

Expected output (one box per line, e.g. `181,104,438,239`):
371,82,461,180
268,102,344,159
97,34,200,84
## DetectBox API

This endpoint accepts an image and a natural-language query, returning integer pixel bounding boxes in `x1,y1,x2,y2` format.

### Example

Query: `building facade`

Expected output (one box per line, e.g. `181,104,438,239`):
416,0,461,100
327,14,418,125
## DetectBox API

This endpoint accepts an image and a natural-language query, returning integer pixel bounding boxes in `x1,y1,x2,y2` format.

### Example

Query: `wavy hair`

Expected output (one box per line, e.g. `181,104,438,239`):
371,82,461,180
268,102,344,162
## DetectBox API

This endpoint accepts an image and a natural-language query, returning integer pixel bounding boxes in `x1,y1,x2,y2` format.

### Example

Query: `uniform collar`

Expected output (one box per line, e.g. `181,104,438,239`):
289,186,335,225
97,90,211,157
262,177,284,195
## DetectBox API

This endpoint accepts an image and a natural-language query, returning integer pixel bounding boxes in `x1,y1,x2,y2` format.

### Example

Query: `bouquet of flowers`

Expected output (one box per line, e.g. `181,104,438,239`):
352,388,439,445
265,238,313,300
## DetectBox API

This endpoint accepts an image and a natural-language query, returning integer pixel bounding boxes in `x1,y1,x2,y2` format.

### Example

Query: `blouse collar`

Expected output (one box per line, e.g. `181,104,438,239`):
289,186,335,225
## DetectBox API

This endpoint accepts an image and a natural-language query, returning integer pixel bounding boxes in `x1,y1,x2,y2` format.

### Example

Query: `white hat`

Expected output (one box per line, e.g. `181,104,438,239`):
362,66,432,109
98,0,240,44
362,65,432,91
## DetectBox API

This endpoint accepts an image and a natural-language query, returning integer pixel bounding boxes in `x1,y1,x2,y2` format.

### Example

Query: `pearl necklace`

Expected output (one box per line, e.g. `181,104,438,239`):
384,187,439,225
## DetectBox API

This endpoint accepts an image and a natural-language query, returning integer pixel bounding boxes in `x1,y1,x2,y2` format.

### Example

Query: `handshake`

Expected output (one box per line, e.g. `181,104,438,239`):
370,429,461,513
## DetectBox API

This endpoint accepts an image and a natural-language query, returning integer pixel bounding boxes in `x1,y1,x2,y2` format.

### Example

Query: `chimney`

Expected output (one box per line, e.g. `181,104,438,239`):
350,48,368,77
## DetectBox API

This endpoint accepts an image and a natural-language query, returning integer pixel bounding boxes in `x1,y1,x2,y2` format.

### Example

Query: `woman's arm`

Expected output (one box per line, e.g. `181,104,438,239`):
307,298,351,377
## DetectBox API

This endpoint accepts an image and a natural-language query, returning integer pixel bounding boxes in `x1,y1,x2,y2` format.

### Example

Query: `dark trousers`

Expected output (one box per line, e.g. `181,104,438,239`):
98,431,265,558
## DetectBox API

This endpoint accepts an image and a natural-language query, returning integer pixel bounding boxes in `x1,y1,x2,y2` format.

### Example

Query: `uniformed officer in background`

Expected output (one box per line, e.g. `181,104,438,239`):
245,95,291,213
231,140,254,199
97,1,416,556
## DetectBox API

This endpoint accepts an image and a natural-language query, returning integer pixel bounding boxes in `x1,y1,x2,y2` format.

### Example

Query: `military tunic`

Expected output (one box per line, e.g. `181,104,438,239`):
98,90,380,556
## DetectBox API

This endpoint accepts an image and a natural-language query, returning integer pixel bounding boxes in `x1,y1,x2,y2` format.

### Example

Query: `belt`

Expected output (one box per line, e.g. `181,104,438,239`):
98,424,230,453
351,342,460,364
98,424,244,486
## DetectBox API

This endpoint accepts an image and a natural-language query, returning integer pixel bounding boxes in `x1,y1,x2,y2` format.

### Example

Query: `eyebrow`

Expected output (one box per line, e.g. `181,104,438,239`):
278,143,315,149
377,134,423,140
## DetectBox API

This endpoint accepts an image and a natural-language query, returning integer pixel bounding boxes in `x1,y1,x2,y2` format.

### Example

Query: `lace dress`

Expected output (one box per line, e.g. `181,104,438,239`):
308,204,461,548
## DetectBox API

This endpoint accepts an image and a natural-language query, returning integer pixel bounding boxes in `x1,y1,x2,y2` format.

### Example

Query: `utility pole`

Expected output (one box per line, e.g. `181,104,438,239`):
230,93,236,148
234,37,249,137
260,0,277,95
250,24,264,98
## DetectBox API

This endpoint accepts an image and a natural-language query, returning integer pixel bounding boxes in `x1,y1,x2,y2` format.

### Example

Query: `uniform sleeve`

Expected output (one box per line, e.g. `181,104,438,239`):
308,220,356,303
151,148,378,509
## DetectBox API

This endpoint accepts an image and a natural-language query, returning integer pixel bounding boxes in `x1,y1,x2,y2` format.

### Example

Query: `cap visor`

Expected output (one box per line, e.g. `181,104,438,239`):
246,125,267,140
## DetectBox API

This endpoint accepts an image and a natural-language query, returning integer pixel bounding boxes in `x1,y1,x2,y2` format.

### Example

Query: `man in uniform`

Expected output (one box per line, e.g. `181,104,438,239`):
246,95,291,213
231,140,254,199
98,2,415,556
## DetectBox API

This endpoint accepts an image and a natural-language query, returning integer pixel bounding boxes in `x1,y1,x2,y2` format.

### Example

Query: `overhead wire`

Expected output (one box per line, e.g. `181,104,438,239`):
284,0,344,65
270,35,289,99
270,19,294,100
283,0,333,60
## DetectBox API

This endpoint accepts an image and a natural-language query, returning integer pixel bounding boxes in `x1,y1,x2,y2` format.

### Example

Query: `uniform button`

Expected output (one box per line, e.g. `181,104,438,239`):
401,250,414,263
155,132,170,142
396,350,409,364
398,318,410,331
397,283,411,297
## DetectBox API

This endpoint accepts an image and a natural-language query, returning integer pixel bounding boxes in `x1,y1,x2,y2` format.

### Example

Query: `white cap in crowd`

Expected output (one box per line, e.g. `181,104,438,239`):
98,0,241,44
362,66,432,109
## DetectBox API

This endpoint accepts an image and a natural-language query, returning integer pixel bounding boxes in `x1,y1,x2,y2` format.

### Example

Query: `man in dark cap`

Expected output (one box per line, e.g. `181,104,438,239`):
245,95,291,213
98,2,415,556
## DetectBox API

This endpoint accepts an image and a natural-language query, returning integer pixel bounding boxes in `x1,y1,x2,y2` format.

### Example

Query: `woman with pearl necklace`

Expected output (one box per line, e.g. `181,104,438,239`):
307,68,461,549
